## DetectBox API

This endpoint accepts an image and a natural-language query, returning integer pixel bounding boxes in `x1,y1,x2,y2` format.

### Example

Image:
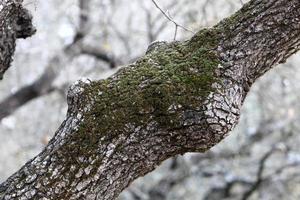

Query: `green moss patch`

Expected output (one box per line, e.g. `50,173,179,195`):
69,28,222,154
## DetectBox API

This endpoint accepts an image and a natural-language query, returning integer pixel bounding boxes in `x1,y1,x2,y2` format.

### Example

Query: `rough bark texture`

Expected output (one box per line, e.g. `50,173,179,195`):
0,0,35,80
1,0,300,199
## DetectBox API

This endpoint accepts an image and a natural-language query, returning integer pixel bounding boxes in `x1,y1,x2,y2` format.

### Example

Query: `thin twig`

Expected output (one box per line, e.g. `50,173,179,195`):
24,0,38,10
150,0,194,40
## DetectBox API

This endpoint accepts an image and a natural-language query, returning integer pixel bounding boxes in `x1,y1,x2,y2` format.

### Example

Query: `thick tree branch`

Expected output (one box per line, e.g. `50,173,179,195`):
215,0,300,88
0,0,300,199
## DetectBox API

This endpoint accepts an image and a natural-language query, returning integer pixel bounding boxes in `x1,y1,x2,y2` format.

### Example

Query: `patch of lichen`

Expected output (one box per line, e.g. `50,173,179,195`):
71,28,222,153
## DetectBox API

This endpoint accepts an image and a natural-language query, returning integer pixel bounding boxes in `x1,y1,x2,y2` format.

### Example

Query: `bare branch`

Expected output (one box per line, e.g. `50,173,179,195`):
150,0,194,40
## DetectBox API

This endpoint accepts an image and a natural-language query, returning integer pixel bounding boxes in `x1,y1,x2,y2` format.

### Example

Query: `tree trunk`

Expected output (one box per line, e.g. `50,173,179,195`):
1,0,300,199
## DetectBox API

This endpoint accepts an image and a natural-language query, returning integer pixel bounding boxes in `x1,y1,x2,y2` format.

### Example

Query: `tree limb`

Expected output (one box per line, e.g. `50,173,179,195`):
1,0,300,199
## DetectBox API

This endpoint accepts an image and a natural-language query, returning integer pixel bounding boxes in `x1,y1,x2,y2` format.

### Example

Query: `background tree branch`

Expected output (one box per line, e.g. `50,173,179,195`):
0,0,118,121
0,0,35,80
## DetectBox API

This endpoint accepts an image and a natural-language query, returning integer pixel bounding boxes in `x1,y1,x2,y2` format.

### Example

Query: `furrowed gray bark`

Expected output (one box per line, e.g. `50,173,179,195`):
1,0,300,199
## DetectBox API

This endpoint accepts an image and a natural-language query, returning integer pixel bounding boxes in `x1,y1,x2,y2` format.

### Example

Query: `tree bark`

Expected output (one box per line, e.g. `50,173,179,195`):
1,0,300,199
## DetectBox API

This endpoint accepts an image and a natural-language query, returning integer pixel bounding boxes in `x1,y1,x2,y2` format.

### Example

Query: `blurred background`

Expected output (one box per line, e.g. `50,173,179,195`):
1,0,300,199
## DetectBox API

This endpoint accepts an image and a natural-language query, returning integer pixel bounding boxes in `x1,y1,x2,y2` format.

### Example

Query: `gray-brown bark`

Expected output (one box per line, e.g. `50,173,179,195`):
1,0,300,199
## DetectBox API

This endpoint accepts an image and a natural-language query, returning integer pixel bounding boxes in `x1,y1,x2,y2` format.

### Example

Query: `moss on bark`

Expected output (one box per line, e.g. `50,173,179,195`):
70,28,222,153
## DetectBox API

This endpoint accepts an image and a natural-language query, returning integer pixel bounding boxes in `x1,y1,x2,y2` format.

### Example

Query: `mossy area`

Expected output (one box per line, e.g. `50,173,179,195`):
68,28,222,154
213,0,255,39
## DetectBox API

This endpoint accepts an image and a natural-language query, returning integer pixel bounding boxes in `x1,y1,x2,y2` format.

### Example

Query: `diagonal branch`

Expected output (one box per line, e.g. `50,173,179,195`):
0,0,300,199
